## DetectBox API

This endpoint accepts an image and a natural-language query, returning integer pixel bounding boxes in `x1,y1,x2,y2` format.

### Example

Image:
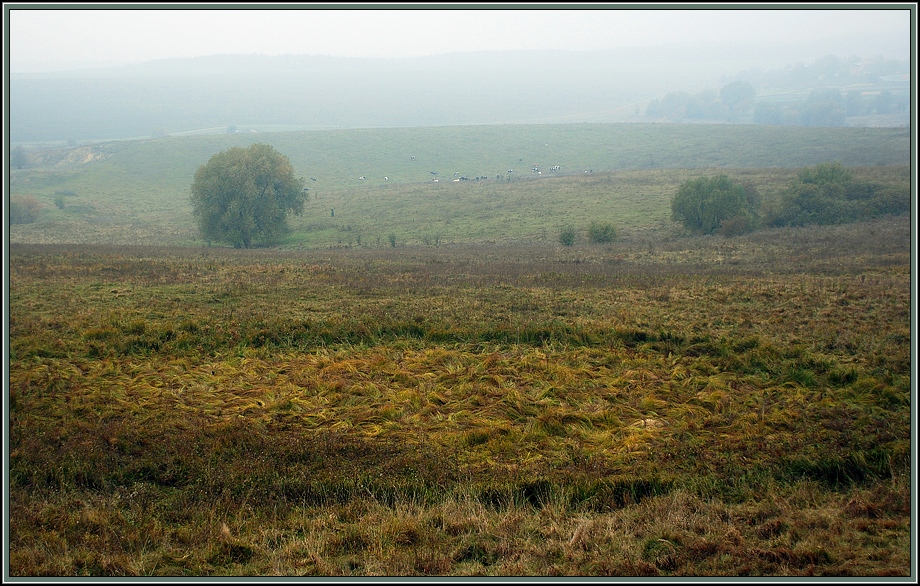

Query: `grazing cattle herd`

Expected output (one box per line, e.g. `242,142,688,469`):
310,158,570,187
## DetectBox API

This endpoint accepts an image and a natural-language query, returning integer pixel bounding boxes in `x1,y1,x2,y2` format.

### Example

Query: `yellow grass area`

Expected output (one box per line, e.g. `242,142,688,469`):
7,216,912,577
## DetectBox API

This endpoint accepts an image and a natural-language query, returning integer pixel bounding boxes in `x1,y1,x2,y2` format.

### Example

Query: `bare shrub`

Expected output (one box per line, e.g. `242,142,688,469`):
10,196,44,224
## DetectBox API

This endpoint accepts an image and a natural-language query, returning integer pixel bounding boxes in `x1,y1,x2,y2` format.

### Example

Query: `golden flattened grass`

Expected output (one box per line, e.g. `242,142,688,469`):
8,216,912,576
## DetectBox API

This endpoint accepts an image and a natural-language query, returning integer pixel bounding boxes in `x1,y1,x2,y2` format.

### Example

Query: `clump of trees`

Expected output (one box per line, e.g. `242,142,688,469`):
671,164,909,237
651,55,909,127
767,162,910,227
755,85,908,126
754,87,852,127
645,81,756,122
671,175,759,237
190,144,306,248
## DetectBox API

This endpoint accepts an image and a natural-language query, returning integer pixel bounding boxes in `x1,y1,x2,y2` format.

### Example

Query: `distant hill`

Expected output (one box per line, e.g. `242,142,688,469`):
10,37,909,145
8,49,686,143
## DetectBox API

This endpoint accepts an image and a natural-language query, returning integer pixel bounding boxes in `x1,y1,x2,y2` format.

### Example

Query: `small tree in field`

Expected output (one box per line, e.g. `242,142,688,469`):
559,225,576,246
671,174,757,236
190,144,306,248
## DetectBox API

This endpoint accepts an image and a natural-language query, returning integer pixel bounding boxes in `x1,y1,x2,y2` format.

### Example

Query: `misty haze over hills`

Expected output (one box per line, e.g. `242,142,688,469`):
10,33,910,145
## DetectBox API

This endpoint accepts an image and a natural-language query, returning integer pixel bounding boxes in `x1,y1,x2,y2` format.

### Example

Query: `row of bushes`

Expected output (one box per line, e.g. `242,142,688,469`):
671,162,910,237
559,221,617,246
767,163,910,227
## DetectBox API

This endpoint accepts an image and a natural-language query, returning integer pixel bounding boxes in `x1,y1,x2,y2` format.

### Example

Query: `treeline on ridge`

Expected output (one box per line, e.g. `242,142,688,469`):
645,54,909,126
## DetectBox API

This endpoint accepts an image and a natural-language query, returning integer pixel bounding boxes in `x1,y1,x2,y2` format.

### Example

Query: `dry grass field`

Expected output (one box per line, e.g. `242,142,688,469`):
7,213,912,577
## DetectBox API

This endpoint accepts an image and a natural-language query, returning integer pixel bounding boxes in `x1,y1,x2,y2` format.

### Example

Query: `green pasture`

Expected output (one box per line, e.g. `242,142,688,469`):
9,123,911,248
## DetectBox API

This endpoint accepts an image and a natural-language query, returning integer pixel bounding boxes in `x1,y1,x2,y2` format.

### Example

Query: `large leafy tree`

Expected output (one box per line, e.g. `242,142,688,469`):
190,144,306,248
671,174,757,236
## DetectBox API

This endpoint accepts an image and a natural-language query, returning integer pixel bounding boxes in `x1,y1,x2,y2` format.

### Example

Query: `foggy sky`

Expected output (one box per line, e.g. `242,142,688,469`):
8,4,913,73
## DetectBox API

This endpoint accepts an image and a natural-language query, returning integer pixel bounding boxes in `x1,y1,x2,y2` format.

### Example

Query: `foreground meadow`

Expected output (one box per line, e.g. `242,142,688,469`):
7,215,912,577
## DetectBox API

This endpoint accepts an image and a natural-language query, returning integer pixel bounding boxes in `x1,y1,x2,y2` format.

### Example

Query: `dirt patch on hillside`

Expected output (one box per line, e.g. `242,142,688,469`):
26,145,113,168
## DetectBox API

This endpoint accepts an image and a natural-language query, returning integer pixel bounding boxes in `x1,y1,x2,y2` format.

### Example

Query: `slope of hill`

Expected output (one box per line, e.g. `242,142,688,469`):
9,123,911,248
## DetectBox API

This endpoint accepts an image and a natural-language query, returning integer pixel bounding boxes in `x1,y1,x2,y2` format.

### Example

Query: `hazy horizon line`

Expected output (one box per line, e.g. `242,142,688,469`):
10,30,910,75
